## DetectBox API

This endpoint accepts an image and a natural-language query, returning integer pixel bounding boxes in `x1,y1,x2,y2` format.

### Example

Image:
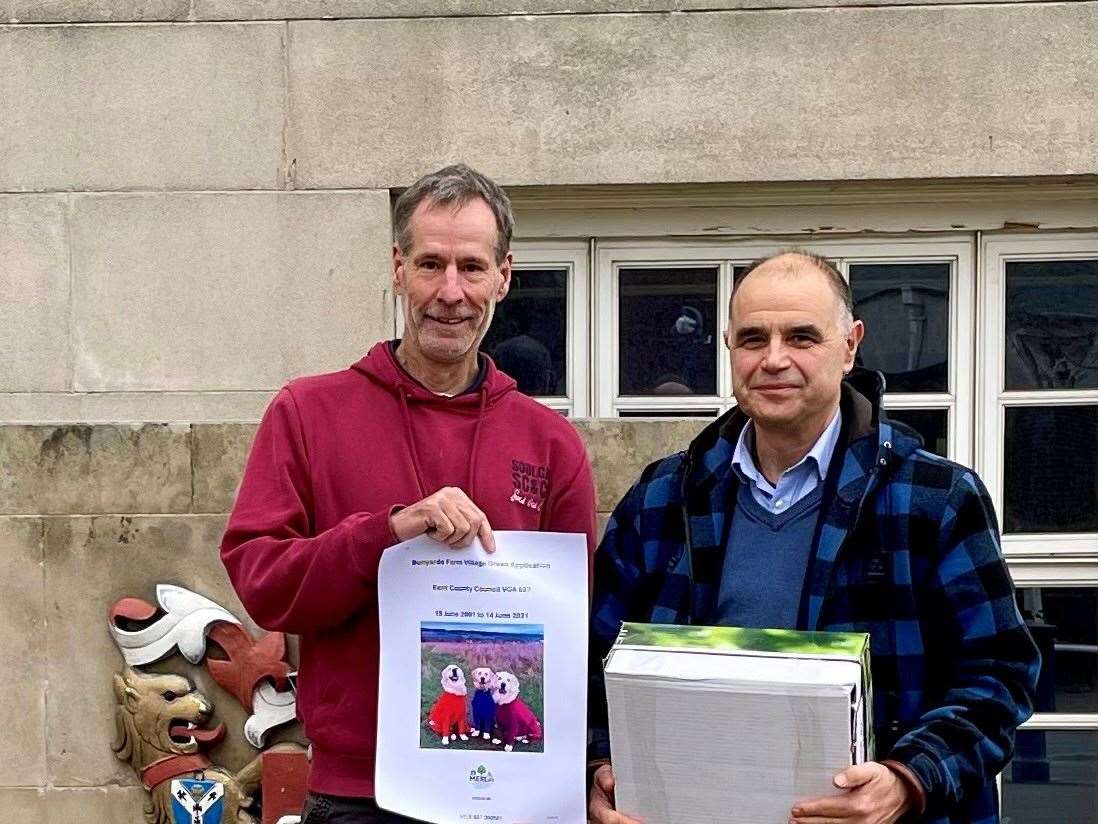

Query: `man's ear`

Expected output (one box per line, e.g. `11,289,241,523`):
496,252,513,301
392,243,406,295
846,320,866,368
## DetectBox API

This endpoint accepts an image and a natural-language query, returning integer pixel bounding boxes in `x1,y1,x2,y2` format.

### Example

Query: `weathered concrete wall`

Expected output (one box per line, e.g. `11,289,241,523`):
3,2,1096,422
287,4,1098,189
4,0,1050,23
0,23,286,192
2,5,1094,195
2,190,393,421
0,419,705,819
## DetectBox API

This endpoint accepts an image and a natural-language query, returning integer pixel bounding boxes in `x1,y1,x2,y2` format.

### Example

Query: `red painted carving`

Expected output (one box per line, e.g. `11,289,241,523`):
206,621,291,712
260,750,310,824
109,596,158,625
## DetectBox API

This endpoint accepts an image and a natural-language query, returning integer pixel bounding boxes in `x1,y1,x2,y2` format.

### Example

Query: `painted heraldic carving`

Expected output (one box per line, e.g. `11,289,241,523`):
170,778,225,824
245,680,298,749
109,584,240,666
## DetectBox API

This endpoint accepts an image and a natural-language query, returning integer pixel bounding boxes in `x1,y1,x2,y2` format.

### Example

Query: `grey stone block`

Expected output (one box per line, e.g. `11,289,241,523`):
69,192,393,393
0,390,274,425
192,423,259,513
0,518,46,787
0,23,284,191
0,424,192,515
0,789,47,823
8,0,189,22
42,514,302,787
288,5,1098,188
43,786,147,821
0,195,71,392
573,418,708,512
193,0,1032,22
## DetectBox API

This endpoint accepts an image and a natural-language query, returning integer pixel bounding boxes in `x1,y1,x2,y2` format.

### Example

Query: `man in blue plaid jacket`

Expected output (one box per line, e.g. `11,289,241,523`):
588,252,1039,824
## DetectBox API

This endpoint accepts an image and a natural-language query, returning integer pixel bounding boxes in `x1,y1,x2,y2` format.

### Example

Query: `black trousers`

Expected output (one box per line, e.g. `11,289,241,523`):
301,793,421,824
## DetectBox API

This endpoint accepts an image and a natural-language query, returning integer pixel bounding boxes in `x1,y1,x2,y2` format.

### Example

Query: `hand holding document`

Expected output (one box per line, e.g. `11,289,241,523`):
375,531,588,824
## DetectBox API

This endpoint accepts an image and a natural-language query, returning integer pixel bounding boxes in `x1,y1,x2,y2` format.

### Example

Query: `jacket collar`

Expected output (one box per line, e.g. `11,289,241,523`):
680,369,907,626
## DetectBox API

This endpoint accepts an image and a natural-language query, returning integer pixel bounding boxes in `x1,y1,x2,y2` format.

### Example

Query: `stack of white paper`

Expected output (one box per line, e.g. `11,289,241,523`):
604,623,872,824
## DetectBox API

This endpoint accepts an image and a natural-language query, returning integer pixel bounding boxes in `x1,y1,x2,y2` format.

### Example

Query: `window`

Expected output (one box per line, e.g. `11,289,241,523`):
979,234,1098,558
488,242,589,414
617,266,719,398
1005,585,1098,824
481,268,567,397
592,237,973,463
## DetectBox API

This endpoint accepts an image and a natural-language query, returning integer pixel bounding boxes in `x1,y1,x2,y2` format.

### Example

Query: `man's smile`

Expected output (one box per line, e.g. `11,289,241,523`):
425,314,473,326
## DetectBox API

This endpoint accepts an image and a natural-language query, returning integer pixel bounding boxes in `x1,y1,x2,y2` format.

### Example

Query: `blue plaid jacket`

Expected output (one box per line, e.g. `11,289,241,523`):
589,372,1039,824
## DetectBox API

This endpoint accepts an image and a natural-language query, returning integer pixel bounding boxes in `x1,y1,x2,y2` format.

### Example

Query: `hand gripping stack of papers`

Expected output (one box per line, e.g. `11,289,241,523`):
604,623,873,824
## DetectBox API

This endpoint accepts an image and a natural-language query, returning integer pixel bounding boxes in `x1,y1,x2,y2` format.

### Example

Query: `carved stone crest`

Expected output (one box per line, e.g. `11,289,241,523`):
108,585,308,824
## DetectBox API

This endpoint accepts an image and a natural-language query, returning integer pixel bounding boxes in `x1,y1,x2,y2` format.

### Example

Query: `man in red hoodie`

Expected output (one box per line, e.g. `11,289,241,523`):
221,164,597,823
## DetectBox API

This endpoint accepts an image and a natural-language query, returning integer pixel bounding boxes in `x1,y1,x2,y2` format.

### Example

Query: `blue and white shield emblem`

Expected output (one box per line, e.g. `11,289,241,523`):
170,778,225,824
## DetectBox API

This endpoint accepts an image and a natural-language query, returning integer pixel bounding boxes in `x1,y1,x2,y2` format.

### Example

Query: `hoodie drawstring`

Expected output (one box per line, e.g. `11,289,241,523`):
467,388,488,502
398,390,430,500
397,386,489,503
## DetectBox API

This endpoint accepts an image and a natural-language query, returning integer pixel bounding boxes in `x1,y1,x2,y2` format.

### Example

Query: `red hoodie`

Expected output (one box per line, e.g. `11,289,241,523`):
220,341,597,798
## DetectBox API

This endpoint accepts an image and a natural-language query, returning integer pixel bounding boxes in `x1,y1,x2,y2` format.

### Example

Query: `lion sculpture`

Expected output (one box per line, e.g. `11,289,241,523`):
112,667,295,824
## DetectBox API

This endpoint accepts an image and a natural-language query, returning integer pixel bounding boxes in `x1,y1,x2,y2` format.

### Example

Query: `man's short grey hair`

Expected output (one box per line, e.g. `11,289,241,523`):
392,164,514,264
733,250,856,331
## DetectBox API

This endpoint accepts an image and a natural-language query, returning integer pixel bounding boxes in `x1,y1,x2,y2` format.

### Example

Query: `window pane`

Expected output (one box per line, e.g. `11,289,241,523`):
480,268,566,396
1003,405,1098,533
1006,259,1098,390
885,409,948,457
1016,587,1098,715
849,263,950,393
618,267,718,396
1003,730,1098,824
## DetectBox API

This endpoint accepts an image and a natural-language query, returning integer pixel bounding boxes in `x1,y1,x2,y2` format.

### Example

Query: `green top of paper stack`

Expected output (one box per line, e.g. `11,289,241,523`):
616,622,869,658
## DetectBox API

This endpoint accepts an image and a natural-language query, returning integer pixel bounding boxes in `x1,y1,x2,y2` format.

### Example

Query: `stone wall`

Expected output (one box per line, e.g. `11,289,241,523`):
0,418,707,819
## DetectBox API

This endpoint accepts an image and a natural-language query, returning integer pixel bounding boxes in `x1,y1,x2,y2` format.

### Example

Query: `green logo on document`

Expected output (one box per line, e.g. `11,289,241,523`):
469,764,495,785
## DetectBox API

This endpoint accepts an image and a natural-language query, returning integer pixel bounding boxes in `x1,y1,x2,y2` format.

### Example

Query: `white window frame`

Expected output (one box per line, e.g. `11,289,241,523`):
1009,577,1098,757
594,235,974,465
595,241,732,419
507,241,591,416
977,232,1098,559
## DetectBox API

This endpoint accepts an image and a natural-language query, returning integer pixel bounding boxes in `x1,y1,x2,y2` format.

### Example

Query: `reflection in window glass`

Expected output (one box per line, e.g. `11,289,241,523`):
1003,406,1098,533
885,409,948,457
480,268,566,396
1002,729,1098,823
1016,588,1098,715
1006,259,1098,390
850,263,950,393
619,267,718,396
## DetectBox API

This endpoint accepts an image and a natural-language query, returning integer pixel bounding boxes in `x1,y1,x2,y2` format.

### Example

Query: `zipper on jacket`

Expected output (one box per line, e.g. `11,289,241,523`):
680,454,696,625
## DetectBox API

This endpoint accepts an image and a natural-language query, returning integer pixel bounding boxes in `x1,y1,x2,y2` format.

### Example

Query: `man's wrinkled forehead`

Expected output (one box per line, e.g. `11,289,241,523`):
729,260,847,329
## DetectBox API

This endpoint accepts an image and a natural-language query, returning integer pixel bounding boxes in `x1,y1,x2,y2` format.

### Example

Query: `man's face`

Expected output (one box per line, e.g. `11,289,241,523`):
725,259,864,432
392,198,511,365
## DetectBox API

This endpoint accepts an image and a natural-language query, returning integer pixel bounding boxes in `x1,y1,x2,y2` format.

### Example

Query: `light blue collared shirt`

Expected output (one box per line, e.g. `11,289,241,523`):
731,409,842,515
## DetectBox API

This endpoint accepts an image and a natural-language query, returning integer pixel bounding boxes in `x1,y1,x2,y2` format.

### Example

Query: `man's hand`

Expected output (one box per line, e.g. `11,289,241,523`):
588,764,645,824
390,487,496,551
790,762,912,824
